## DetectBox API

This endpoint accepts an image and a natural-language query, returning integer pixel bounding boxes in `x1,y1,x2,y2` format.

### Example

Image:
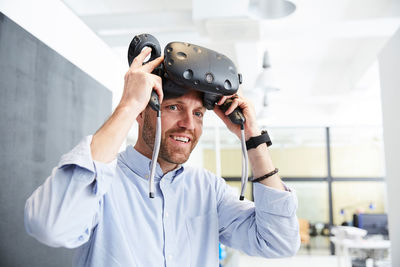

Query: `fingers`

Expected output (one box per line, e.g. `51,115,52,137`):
224,97,240,115
216,94,240,115
141,56,164,73
217,95,229,106
150,74,164,103
130,47,164,75
215,91,259,139
130,47,152,69
217,91,240,106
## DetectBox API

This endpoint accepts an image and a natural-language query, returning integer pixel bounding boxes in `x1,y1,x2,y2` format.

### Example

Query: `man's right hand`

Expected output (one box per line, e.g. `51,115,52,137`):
118,47,164,112
90,47,164,163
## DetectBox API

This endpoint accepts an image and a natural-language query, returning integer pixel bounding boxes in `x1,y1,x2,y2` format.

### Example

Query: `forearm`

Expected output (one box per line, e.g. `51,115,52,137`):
214,94,284,190
91,103,141,163
247,143,285,190
246,128,285,191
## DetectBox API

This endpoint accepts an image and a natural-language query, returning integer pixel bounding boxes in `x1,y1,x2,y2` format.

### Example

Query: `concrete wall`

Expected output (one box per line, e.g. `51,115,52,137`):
0,13,112,266
0,0,126,108
378,27,400,267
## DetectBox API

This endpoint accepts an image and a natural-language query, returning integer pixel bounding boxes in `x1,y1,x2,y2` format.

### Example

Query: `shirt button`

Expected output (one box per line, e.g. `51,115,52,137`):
168,254,173,260
165,212,169,218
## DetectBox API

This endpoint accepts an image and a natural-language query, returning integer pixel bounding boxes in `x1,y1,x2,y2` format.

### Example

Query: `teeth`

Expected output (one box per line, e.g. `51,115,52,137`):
173,136,189,143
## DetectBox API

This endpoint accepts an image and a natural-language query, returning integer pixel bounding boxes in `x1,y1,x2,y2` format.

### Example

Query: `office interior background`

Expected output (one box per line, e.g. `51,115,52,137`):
0,0,399,266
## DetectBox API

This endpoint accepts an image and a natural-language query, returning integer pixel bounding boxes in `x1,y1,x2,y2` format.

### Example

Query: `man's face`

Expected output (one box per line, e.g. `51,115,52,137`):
141,90,205,166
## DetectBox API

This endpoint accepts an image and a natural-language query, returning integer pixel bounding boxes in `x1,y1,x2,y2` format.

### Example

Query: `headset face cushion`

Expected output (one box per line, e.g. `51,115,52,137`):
162,79,186,99
162,80,220,110
203,93,220,110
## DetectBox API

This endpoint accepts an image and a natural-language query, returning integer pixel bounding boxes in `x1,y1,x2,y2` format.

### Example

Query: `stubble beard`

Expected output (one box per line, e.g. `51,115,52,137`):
142,111,199,165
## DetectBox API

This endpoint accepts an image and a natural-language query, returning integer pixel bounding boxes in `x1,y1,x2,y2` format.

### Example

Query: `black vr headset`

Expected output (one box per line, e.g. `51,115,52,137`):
128,33,242,108
127,33,248,200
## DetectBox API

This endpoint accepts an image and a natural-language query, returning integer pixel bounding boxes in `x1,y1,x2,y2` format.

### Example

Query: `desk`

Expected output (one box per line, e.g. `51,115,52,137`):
330,237,391,267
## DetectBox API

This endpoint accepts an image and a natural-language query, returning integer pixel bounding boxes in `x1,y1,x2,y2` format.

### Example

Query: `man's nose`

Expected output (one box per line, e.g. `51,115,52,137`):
177,111,195,130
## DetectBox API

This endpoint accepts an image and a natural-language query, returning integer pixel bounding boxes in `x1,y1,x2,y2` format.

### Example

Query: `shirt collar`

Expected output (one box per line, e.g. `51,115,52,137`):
118,145,184,182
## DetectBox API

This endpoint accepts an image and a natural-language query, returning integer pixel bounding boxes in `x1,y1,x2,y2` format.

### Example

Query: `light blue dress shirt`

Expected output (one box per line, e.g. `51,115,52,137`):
25,136,300,267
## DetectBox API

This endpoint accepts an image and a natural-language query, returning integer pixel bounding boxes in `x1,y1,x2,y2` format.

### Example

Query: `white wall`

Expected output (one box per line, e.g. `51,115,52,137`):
0,0,126,107
378,26,400,267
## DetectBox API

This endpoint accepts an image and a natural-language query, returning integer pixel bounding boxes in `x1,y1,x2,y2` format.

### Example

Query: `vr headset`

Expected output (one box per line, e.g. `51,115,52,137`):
128,33,248,200
128,33,243,109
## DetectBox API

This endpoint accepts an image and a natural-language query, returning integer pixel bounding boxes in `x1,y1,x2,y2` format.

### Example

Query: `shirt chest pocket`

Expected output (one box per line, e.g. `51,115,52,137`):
185,212,219,267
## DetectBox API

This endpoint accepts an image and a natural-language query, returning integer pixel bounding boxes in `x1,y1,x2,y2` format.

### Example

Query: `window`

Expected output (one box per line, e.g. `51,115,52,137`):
332,181,386,225
197,125,386,254
330,127,385,178
269,127,327,178
285,181,329,223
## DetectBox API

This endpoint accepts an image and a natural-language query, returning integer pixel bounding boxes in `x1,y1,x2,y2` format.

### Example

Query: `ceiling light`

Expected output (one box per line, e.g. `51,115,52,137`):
254,50,279,93
249,0,296,19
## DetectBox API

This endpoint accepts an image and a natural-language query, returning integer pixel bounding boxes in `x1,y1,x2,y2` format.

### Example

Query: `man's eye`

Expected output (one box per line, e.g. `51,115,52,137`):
168,105,178,111
194,111,203,118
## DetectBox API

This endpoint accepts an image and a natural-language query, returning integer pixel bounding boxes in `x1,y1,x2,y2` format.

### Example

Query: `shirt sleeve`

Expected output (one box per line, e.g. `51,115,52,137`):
217,178,300,258
24,135,116,249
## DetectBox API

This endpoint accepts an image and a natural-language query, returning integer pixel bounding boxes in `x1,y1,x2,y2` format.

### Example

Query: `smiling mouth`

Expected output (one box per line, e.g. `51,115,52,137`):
171,135,190,143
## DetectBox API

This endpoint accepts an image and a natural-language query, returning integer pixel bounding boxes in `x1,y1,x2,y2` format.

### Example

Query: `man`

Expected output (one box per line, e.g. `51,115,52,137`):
25,47,300,266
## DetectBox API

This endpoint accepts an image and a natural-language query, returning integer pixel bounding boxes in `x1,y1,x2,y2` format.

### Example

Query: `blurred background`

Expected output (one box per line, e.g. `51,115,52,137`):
1,0,400,266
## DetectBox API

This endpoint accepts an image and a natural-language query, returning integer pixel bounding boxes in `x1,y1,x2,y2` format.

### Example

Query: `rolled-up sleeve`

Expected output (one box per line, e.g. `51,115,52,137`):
252,182,300,256
217,179,300,258
24,136,116,248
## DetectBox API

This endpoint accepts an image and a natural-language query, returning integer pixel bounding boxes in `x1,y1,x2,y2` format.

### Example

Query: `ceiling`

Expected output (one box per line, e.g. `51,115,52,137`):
61,0,400,127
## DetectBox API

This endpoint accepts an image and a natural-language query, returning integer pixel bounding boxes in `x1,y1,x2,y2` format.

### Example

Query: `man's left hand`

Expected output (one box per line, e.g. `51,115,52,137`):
214,90,261,140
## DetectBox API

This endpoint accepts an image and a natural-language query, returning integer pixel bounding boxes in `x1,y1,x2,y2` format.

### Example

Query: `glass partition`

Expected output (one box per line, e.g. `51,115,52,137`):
195,125,387,255
330,127,385,178
332,181,386,225
285,181,329,223
268,127,327,178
